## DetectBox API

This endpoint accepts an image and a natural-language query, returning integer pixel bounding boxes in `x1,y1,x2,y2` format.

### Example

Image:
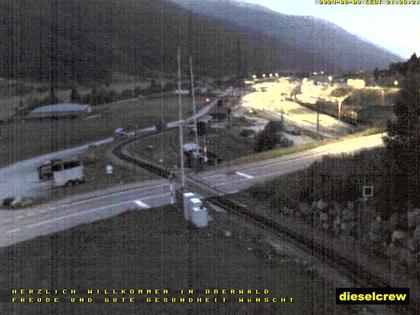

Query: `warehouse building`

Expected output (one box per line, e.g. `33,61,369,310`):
26,103,92,120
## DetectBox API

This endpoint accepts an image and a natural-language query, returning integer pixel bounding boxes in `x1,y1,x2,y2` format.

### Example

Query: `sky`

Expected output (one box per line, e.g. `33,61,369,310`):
242,0,419,59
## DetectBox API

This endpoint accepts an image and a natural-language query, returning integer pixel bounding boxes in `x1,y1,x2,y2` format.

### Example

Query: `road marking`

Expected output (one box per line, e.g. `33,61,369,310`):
236,171,254,179
134,200,150,209
5,192,172,235
7,227,21,233
8,200,133,232
60,184,168,208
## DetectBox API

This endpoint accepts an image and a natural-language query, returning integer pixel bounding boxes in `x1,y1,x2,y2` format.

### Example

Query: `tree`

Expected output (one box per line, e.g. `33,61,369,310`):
255,121,284,152
385,54,420,224
373,67,380,82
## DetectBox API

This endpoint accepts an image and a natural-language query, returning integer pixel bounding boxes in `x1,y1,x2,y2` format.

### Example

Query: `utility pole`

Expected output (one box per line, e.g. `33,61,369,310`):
316,108,319,133
338,99,342,121
177,47,186,190
190,57,199,153
50,0,58,101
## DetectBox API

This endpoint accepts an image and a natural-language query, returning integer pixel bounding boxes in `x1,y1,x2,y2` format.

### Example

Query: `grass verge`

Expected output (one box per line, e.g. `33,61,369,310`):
0,96,205,168
0,205,356,314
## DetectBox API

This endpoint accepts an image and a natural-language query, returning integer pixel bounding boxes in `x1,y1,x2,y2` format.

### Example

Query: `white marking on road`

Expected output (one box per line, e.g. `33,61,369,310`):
5,192,172,234
7,200,133,232
236,171,254,179
134,200,150,209
7,227,21,233
59,184,169,208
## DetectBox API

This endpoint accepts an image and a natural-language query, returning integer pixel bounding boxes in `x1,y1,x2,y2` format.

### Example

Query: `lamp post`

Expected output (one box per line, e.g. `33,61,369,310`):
381,89,385,106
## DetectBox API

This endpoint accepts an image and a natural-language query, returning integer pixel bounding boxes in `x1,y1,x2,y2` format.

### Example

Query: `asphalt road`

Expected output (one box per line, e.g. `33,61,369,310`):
0,95,222,201
0,180,174,247
192,133,385,194
0,132,384,247
0,138,114,200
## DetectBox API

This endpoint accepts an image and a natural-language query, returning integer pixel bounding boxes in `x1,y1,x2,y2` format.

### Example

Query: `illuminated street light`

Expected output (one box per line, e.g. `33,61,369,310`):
328,75,333,88
275,73,279,78
252,74,257,80
262,74,266,78
269,73,273,78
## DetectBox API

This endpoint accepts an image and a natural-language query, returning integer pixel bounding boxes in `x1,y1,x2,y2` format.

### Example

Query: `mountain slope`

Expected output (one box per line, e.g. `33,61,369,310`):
0,0,301,83
170,0,402,73
0,0,402,84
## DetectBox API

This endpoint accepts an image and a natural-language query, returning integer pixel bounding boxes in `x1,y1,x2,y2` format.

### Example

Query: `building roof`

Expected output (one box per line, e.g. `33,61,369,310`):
31,103,91,113
197,114,212,123
183,143,200,152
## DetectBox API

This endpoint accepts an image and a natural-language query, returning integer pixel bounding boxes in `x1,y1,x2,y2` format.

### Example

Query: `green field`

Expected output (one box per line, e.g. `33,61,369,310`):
127,124,256,170
0,205,354,314
0,95,204,167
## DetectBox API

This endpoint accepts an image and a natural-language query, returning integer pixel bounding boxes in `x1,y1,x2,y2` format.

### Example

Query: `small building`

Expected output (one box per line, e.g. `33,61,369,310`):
347,79,366,89
26,103,92,120
197,114,212,135
209,100,227,121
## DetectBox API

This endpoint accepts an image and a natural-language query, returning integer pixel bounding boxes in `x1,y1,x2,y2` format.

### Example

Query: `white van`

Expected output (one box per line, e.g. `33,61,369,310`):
51,160,84,187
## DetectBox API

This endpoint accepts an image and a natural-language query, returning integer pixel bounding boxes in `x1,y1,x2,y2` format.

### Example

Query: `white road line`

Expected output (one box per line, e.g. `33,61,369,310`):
134,200,150,209
200,173,227,180
5,192,172,234
7,227,21,233
60,184,168,208
6,200,132,233
236,171,254,179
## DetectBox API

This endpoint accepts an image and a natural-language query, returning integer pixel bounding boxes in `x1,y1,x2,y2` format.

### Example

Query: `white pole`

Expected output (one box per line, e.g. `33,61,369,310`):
190,56,200,157
177,47,186,189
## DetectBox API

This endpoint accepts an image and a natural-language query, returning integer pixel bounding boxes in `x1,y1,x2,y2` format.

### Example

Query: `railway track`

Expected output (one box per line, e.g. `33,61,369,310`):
207,196,388,288
207,196,418,313
113,111,417,313
112,130,173,179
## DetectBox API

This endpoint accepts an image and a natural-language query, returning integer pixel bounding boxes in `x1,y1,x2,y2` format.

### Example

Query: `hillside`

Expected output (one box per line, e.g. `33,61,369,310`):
0,0,402,84
170,0,402,73
0,0,291,84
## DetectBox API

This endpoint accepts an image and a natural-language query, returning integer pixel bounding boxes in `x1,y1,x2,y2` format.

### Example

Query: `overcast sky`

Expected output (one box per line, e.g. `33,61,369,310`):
242,0,419,59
